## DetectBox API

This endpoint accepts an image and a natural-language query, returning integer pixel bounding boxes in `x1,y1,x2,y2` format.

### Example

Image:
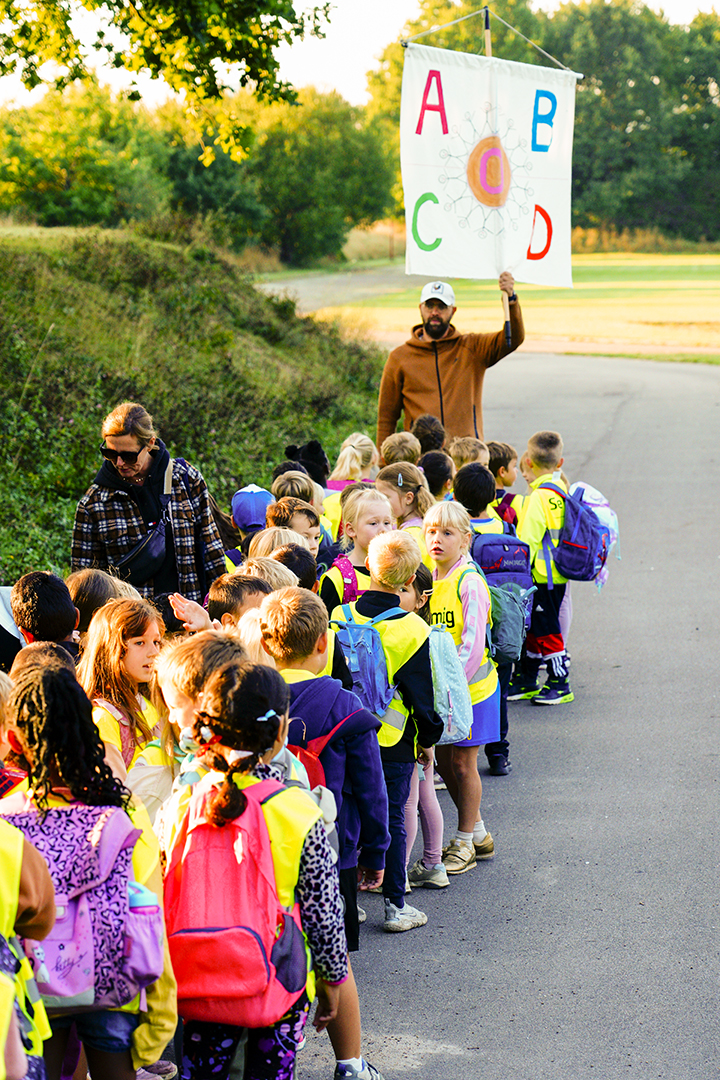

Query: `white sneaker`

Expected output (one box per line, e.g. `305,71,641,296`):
383,899,427,933
407,858,449,889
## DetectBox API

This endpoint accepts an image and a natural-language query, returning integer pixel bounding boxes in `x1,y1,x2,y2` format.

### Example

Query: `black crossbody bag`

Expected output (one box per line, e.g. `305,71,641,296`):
111,459,174,587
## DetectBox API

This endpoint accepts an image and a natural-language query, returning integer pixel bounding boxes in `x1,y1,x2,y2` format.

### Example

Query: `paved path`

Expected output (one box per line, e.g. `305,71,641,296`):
298,352,720,1080
256,262,720,355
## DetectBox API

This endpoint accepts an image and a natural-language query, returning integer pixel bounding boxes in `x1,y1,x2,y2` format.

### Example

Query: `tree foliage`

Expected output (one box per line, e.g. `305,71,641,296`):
249,89,395,265
365,0,720,239
0,0,330,156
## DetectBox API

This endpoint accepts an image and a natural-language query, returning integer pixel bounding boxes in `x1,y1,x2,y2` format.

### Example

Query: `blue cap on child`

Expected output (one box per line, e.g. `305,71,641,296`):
231,484,275,532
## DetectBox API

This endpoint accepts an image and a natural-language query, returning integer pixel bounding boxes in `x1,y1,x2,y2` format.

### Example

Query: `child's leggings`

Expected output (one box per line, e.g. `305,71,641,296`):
181,993,310,1080
404,759,444,869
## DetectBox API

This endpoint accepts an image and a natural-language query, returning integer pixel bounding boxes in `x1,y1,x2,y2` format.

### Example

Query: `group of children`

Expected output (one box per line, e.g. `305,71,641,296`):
0,411,582,1080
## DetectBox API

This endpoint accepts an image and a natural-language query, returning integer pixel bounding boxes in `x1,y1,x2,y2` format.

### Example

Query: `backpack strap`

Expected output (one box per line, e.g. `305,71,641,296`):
305,711,361,756
538,483,567,590
496,492,516,524
368,606,406,626
93,698,128,724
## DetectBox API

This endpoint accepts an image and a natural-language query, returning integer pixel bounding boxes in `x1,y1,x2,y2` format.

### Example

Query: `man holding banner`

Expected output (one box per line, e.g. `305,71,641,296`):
376,273,523,446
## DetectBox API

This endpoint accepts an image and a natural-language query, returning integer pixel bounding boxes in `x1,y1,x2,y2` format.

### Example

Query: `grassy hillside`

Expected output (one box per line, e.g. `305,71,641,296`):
0,229,385,585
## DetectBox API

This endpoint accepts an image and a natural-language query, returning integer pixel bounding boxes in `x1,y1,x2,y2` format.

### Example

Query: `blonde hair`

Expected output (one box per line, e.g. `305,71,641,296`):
151,631,247,757
259,587,328,664
271,471,316,503
367,532,421,588
243,557,299,591
447,436,488,469
340,488,393,552
329,433,378,483
527,430,564,471
235,608,275,667
423,500,472,537
101,402,157,445
248,527,310,558
376,462,435,519
0,671,12,732
381,432,422,466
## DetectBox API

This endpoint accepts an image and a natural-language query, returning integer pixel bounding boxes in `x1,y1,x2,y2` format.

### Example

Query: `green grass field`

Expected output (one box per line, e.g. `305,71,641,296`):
316,253,720,359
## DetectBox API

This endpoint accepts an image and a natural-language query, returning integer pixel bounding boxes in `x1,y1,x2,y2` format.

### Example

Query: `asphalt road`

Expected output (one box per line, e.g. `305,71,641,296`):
297,352,720,1080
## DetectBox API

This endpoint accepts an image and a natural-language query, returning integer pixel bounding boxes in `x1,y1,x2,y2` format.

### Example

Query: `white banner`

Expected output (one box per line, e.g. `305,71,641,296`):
401,43,581,286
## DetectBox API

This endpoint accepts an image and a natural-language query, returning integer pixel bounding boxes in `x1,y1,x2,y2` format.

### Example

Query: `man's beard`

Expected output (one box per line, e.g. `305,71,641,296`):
423,318,447,340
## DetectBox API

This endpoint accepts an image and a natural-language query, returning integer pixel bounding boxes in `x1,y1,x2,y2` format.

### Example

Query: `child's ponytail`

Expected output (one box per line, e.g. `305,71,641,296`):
192,661,289,827
376,462,435,518
329,433,378,483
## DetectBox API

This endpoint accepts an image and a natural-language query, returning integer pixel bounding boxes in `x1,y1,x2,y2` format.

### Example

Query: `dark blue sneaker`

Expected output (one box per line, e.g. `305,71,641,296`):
532,681,574,705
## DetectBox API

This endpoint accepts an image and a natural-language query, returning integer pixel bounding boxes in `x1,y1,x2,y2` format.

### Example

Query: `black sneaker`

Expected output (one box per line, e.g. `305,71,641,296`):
507,678,540,701
487,754,512,775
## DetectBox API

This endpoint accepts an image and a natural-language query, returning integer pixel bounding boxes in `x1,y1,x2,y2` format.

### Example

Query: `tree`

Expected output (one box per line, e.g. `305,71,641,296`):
0,0,330,157
249,89,395,265
544,0,720,239
0,81,171,225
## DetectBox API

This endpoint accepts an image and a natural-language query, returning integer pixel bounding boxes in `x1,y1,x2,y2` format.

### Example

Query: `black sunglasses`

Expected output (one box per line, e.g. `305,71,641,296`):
100,443,144,464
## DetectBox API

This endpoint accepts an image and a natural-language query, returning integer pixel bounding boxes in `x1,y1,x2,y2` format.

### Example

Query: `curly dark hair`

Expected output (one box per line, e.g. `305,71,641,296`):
193,661,289,827
8,664,131,813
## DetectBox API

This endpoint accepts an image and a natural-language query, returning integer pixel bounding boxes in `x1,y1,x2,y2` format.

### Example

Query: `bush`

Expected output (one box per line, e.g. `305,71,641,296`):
0,231,386,584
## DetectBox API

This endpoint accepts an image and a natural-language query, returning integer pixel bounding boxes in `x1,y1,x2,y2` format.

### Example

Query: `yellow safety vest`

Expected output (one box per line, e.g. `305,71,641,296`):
319,627,337,680
518,474,568,584
400,524,433,569
429,565,497,704
0,819,51,1059
331,604,430,748
233,775,323,1000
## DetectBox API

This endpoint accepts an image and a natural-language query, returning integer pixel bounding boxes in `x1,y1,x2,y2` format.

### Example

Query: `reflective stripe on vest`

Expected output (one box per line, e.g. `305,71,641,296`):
331,604,430,748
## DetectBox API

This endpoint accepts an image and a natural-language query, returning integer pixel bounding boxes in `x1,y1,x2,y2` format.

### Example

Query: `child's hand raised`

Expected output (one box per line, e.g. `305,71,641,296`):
168,593,214,632
313,979,341,1031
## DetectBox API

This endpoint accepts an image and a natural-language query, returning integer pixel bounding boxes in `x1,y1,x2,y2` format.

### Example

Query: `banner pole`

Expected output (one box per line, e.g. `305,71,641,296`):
484,8,513,346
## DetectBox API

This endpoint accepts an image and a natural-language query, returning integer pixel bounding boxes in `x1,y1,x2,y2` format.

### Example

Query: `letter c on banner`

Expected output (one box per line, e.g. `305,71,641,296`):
526,205,552,260
412,192,442,252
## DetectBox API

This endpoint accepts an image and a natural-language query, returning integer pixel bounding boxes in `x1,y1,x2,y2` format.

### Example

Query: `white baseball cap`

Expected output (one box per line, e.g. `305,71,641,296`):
419,281,456,307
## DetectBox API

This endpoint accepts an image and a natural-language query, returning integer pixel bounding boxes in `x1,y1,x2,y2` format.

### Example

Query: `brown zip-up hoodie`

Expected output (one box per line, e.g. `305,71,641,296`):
376,297,524,447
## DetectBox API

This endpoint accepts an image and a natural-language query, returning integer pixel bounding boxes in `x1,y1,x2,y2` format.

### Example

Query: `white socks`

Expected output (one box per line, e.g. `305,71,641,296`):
473,819,487,843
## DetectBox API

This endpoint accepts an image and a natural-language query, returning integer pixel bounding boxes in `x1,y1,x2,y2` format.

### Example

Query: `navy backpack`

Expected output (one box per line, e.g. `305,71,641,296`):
539,482,611,587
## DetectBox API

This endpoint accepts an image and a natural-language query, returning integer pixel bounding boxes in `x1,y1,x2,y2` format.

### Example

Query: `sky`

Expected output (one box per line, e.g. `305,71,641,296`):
0,0,716,108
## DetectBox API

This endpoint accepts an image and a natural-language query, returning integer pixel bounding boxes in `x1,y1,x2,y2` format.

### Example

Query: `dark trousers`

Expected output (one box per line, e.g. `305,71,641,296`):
527,581,566,656
380,759,415,907
485,660,511,759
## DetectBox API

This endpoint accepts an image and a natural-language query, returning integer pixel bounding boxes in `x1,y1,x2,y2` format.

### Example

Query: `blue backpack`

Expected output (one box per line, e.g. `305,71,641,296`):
469,522,533,591
330,604,406,716
428,625,473,745
539,482,611,587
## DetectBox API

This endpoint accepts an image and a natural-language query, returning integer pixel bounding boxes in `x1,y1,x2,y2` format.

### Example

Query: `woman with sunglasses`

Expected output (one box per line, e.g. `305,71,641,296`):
71,402,226,603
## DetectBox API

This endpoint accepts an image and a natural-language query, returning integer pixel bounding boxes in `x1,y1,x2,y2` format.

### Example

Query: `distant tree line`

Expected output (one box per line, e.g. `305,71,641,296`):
0,84,395,266
0,0,717,261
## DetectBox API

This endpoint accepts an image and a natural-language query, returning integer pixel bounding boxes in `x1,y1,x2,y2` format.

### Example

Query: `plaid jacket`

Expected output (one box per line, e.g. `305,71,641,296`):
71,458,226,602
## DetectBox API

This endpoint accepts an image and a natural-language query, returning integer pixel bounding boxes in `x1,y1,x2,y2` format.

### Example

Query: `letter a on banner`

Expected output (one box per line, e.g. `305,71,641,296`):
400,43,582,286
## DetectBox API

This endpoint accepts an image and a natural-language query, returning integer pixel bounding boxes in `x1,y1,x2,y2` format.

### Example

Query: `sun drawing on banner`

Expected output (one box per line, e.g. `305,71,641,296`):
439,104,532,237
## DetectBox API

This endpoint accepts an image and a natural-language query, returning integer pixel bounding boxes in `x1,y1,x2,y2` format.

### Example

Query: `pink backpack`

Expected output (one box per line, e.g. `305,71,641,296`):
1,800,165,1011
164,775,308,1028
332,555,360,604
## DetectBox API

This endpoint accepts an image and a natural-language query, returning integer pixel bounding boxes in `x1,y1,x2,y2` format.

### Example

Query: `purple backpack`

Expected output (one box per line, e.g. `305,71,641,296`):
1,801,164,1011
539,482,611,587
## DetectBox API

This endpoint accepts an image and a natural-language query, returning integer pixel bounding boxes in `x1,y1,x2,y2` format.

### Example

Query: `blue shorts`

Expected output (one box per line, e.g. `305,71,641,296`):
51,1011,140,1053
453,683,501,748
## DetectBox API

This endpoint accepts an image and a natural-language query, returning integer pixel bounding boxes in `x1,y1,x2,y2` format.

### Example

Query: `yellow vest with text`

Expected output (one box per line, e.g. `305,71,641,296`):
0,819,51,1059
429,565,497,704
331,603,430,748
518,474,568,585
